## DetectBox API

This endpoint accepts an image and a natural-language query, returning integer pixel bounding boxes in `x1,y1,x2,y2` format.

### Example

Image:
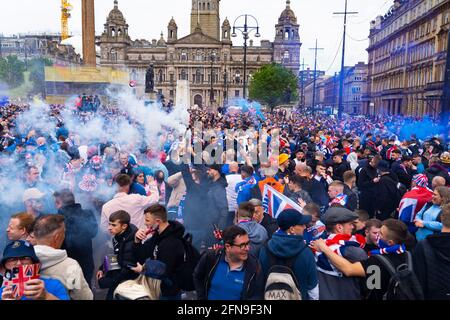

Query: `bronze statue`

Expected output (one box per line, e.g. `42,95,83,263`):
145,64,154,93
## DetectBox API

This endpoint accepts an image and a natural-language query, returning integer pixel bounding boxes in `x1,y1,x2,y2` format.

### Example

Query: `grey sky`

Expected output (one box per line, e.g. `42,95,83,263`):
0,0,393,74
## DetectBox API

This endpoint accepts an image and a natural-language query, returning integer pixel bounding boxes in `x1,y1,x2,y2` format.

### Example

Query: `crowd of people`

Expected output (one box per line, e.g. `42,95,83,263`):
0,97,449,300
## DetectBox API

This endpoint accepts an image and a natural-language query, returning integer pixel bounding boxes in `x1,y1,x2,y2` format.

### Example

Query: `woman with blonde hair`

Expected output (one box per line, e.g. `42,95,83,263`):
415,186,450,241
114,259,166,300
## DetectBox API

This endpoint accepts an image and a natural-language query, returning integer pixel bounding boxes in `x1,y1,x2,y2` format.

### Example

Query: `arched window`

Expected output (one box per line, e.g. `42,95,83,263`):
284,50,290,61
285,30,290,40
118,29,122,36
170,30,173,38
158,69,163,83
181,51,187,61
207,2,210,10
111,27,115,37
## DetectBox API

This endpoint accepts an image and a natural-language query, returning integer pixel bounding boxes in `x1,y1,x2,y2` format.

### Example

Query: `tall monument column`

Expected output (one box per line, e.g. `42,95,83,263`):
82,0,96,66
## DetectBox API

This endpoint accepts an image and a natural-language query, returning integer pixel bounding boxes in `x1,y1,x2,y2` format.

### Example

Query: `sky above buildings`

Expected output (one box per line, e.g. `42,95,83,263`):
0,0,393,74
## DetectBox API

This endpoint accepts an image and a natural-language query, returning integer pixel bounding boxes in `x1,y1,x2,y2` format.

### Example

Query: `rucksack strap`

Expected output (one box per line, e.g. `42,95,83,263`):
373,252,412,275
405,251,413,272
373,254,397,276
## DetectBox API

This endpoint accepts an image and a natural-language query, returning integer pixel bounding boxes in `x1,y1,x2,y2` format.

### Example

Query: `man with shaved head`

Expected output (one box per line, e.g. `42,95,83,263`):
431,176,446,190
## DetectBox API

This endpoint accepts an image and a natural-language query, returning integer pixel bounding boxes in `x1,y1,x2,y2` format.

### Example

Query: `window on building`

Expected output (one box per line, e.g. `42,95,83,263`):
235,90,240,97
170,90,174,97
170,73,174,82
181,52,187,61
235,70,241,84
158,70,164,83
180,69,187,80
110,49,118,61
195,68,202,83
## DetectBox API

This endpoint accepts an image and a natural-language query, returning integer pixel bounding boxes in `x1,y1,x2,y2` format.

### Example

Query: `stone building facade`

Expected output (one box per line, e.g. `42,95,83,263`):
343,62,368,114
366,0,450,117
0,34,81,65
98,0,301,108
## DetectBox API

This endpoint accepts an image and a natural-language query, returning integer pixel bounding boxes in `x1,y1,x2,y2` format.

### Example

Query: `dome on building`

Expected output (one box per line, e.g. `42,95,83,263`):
222,17,230,27
279,0,297,23
168,17,177,28
157,32,166,46
108,0,125,22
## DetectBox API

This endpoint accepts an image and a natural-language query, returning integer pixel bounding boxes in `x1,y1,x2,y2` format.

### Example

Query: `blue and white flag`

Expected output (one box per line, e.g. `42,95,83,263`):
262,184,303,218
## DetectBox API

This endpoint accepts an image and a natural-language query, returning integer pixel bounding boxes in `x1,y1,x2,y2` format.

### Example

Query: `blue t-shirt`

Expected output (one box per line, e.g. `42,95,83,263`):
0,277,70,300
207,259,245,300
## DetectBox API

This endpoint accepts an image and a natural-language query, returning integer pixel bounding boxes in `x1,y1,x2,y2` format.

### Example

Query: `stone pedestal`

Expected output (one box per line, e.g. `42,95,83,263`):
176,80,190,108
144,91,157,106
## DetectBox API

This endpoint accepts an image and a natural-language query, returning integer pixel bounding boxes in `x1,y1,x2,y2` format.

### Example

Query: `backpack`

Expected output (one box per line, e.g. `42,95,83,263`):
373,251,424,300
174,233,200,291
263,246,305,300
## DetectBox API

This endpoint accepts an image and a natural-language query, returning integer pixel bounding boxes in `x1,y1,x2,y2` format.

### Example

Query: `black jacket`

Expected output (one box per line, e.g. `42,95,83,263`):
373,174,401,220
303,178,329,210
98,224,138,299
193,250,264,300
413,233,450,300
391,161,413,189
357,164,378,193
343,185,358,212
206,176,229,230
426,164,450,187
260,214,279,239
181,164,211,231
332,161,351,182
133,221,186,297
59,203,98,284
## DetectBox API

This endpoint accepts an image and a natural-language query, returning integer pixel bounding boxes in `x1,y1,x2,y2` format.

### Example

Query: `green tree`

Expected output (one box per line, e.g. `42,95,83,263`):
248,63,298,111
0,55,26,88
29,57,53,95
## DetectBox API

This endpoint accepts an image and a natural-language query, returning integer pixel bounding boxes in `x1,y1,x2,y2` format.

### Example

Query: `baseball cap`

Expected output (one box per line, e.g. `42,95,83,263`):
22,188,46,202
143,259,167,280
1,240,39,267
277,209,312,231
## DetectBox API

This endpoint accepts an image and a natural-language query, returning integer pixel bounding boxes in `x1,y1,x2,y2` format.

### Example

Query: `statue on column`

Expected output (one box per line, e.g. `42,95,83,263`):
145,64,155,93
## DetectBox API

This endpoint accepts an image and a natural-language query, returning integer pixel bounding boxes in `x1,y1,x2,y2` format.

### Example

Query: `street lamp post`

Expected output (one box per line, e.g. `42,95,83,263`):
231,14,260,100
210,53,215,106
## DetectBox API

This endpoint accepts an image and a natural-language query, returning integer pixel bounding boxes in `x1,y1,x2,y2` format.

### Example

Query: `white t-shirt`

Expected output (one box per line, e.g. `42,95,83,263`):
226,174,243,212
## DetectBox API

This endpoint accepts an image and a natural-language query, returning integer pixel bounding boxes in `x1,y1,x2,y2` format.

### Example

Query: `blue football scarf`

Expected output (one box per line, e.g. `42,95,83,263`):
369,238,406,256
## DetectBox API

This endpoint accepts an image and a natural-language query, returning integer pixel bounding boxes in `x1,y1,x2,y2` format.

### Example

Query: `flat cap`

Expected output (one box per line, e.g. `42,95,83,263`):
322,207,358,225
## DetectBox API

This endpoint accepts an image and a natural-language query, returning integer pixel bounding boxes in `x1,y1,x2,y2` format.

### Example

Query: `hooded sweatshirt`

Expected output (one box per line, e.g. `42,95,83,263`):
258,231,319,300
238,220,268,257
413,232,450,299
34,245,93,300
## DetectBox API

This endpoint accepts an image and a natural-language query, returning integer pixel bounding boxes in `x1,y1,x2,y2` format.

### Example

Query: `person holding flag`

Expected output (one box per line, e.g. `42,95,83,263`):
398,174,434,234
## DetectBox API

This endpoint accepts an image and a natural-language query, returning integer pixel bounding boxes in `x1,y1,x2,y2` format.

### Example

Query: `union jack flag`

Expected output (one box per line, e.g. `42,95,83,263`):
3,264,40,299
262,184,303,218
329,194,348,207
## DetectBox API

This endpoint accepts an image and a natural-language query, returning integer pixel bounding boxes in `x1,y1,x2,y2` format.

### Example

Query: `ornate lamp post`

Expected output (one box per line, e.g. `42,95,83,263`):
231,14,260,100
